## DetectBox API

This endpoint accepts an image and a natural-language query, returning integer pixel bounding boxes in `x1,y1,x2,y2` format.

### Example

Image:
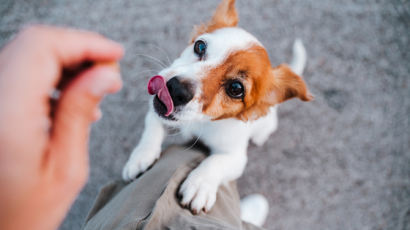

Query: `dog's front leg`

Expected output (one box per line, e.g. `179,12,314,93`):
179,150,247,214
122,109,165,181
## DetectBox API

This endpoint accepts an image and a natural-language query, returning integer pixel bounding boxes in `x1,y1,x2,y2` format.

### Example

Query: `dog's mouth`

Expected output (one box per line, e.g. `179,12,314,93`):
148,75,176,120
148,75,174,116
153,95,176,120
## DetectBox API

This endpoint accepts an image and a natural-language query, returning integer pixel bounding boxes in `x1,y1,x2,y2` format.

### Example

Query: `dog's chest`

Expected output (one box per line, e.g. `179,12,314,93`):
179,119,251,151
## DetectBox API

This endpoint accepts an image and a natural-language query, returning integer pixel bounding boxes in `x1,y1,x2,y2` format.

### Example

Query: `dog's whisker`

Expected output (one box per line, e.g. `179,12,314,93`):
127,69,161,82
135,69,160,75
134,53,167,68
182,120,204,152
147,44,172,66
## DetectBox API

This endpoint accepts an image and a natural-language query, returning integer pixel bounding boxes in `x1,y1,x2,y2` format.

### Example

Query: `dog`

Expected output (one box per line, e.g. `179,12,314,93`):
122,0,312,214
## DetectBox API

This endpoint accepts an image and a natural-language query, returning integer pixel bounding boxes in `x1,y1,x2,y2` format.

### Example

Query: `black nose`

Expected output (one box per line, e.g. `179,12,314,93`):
167,77,194,107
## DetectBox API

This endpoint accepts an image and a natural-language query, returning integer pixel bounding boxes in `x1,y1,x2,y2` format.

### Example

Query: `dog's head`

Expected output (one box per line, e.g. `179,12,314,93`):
149,0,312,125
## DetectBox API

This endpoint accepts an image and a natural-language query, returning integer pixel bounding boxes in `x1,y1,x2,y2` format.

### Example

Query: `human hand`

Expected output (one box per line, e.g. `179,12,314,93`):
0,25,123,230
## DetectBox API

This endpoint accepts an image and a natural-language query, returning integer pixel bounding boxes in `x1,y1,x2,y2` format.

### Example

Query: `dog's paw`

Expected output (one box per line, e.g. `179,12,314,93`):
178,171,218,214
122,147,160,181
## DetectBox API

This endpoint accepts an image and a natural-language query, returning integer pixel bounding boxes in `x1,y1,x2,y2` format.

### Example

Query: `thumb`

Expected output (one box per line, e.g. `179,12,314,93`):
48,65,121,183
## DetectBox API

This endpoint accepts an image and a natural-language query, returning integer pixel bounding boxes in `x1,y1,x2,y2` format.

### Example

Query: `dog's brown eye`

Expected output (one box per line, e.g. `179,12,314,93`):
226,80,244,99
194,40,206,59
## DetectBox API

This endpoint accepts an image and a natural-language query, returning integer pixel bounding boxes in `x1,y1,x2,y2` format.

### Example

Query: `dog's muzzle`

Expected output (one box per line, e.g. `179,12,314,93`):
149,76,194,119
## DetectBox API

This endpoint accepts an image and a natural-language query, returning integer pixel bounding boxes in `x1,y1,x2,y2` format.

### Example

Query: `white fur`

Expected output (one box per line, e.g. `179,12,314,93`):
122,27,306,213
122,108,165,181
240,194,269,226
161,27,262,82
290,38,306,76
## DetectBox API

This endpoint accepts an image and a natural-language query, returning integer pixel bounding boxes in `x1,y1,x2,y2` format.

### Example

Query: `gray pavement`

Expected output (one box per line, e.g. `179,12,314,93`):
1,0,409,229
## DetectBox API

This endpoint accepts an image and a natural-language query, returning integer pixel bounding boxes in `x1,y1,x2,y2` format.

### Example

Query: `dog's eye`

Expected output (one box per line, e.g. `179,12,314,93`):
194,40,207,59
225,80,244,99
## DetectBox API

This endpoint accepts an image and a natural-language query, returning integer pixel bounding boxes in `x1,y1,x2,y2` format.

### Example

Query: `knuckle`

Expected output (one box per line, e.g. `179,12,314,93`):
59,87,98,120
21,25,45,37
19,25,49,44
60,170,88,188
55,165,88,188
74,172,88,187
65,97,96,121
78,29,104,40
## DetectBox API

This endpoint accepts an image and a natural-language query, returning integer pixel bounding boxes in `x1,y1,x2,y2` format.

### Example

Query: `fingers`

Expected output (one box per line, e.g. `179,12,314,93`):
47,65,121,186
5,25,124,93
21,25,124,66
0,25,124,122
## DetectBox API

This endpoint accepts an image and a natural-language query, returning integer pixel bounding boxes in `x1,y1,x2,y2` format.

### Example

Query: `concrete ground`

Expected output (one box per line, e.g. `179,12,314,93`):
1,0,409,229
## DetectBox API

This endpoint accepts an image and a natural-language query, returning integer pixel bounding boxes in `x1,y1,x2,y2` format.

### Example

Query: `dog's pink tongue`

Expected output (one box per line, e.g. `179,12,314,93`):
148,75,174,116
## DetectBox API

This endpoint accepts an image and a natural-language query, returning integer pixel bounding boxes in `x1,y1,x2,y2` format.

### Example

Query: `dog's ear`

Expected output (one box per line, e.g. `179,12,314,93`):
190,0,238,43
264,64,313,104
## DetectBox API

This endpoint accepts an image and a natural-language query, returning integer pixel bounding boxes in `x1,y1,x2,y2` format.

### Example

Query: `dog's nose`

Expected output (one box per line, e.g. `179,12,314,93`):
166,77,194,106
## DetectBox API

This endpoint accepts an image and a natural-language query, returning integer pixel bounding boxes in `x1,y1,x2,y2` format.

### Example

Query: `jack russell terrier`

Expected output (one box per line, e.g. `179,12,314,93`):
122,0,312,216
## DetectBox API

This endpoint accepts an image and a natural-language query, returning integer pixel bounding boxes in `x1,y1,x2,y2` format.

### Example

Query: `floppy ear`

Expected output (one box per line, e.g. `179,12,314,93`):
190,0,238,43
266,64,313,104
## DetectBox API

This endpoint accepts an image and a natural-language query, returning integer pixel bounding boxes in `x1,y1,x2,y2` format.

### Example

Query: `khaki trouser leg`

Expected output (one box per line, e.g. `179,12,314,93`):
84,146,263,230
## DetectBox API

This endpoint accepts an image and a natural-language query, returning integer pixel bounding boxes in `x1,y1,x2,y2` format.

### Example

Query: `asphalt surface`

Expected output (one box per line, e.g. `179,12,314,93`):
1,0,409,229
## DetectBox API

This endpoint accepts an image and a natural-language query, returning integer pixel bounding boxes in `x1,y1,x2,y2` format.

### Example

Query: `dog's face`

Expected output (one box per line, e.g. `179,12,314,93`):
150,0,312,125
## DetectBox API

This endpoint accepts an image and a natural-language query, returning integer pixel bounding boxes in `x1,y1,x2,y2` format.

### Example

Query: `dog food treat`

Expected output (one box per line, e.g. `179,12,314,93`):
49,61,120,118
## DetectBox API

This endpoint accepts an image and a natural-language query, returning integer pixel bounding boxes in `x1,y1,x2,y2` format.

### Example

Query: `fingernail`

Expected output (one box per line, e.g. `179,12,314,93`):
89,67,121,97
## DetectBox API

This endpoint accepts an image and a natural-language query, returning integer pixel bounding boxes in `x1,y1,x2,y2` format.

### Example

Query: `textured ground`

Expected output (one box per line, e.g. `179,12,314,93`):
1,0,409,229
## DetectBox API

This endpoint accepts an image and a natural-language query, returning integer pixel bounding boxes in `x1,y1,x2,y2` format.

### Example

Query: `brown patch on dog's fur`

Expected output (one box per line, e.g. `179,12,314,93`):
270,64,313,103
190,0,238,43
201,46,313,121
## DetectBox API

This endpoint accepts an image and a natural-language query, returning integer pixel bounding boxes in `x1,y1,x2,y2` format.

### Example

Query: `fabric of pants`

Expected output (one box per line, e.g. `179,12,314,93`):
83,145,264,230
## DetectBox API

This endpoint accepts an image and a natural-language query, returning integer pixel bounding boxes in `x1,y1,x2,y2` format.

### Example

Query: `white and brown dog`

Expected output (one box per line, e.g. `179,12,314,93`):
123,0,312,217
